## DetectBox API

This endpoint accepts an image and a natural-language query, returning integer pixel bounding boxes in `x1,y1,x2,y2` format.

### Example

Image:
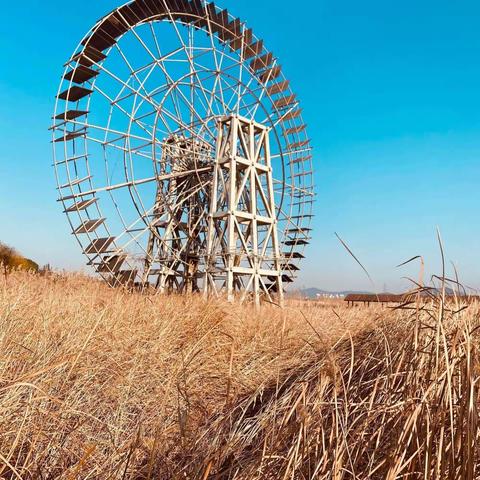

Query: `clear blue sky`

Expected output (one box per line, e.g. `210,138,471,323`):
0,0,479,292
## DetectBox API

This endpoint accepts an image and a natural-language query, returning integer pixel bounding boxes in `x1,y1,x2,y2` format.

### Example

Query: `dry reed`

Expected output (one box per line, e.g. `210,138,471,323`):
0,270,479,479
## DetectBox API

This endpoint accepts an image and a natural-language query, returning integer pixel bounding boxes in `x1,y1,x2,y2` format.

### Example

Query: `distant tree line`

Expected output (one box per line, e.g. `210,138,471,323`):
0,242,39,274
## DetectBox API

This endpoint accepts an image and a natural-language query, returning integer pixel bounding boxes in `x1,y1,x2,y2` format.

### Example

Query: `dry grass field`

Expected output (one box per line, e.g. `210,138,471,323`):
1,270,479,479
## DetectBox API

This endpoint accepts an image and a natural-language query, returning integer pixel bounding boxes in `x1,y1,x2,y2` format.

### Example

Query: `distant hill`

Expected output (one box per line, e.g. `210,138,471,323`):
291,288,373,299
293,286,459,299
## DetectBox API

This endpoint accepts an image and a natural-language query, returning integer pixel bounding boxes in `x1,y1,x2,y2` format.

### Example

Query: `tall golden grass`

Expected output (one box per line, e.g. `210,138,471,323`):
0,270,479,479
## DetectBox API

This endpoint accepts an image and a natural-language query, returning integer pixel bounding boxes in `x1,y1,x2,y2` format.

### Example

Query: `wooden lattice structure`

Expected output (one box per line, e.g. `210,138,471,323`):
204,115,283,305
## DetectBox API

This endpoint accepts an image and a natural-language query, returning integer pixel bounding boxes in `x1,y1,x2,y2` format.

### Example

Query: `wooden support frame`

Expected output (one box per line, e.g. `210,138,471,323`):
204,115,284,306
143,136,211,294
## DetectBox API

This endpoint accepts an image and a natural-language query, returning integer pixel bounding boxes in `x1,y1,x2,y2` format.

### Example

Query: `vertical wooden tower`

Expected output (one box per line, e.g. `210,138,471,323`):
204,115,284,305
